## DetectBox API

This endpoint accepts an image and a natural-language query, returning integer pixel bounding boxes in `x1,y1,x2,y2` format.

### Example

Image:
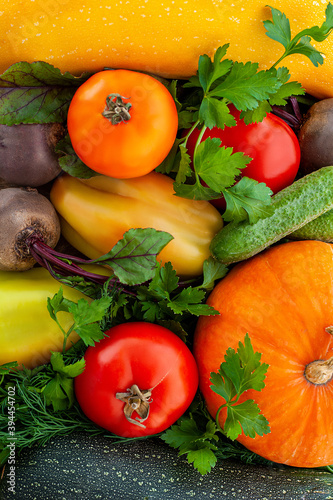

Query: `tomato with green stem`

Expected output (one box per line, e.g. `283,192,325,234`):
184,105,301,209
74,322,199,437
67,69,178,179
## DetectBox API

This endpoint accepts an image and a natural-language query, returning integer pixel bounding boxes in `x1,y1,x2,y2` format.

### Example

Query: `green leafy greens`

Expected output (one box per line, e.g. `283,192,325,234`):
210,334,270,440
55,134,99,179
157,4,333,224
264,3,333,68
0,61,92,125
41,353,85,411
162,416,220,475
162,334,270,474
90,227,174,286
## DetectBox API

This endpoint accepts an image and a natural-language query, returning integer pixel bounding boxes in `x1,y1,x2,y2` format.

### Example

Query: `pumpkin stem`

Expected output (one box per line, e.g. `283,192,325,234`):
102,93,132,125
304,357,333,385
115,384,152,428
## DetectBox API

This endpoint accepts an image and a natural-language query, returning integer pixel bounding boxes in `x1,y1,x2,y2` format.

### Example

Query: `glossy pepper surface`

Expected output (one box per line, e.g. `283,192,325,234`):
0,267,86,368
0,0,332,98
50,172,223,277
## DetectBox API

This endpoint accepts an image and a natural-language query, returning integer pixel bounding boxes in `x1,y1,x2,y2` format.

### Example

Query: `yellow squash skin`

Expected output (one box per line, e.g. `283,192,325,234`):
50,172,223,277
0,0,332,98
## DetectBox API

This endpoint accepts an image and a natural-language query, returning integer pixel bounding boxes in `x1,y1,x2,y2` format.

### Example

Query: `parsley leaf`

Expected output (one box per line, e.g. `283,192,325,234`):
264,3,333,68
222,177,274,224
224,400,270,440
197,44,232,93
268,80,304,107
134,261,219,324
239,100,272,124
263,6,292,48
148,261,179,298
201,257,228,290
167,287,217,316
47,288,112,349
194,138,250,191
67,296,112,346
211,62,281,111
173,178,219,201
173,137,252,202
46,286,71,321
161,418,219,474
187,445,218,475
42,352,85,411
171,44,281,219
210,334,270,441
175,143,193,184
199,95,236,130
240,66,304,121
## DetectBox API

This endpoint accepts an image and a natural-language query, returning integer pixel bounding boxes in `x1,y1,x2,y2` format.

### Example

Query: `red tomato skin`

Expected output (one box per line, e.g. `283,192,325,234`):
186,106,301,209
74,322,199,437
67,70,178,179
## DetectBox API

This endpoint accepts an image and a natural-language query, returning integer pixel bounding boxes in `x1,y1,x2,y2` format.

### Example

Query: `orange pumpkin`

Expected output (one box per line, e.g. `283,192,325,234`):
193,240,333,467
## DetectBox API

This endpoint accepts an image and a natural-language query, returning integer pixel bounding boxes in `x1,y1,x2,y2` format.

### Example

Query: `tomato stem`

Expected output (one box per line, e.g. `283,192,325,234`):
102,93,132,125
116,384,152,428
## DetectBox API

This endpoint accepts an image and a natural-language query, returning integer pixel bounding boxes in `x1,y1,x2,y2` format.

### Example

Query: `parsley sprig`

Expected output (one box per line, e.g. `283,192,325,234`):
265,3,333,68
162,334,269,474
210,334,270,440
159,4,333,224
30,287,114,412
47,287,113,351
136,258,226,323
162,416,220,475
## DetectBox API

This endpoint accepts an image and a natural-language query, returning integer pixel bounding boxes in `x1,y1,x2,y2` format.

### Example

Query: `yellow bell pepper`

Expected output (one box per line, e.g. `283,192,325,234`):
50,172,223,277
0,267,84,369
0,0,332,98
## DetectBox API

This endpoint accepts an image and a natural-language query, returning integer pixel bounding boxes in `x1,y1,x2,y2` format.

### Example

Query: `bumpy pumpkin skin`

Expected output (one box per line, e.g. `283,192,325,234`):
0,0,332,98
193,240,333,468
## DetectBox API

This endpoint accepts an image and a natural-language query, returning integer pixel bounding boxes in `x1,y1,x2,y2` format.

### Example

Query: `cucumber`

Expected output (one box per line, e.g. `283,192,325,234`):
210,166,333,265
290,208,333,242
1,433,332,500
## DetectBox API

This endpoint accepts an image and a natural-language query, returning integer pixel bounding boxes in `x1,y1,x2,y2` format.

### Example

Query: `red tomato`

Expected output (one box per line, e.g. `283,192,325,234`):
186,105,300,209
74,322,199,437
67,70,178,179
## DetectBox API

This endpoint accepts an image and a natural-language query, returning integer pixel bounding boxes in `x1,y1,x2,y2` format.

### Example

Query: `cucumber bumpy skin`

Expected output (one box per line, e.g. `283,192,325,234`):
290,208,333,242
210,166,333,265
